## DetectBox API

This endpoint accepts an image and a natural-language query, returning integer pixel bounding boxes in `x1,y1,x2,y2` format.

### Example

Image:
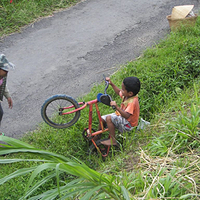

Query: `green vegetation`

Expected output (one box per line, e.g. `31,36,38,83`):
0,137,132,200
0,0,80,38
0,1,200,199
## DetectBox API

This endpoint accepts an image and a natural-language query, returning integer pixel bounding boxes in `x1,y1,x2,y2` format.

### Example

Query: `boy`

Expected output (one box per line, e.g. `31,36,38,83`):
0,54,14,126
100,76,140,146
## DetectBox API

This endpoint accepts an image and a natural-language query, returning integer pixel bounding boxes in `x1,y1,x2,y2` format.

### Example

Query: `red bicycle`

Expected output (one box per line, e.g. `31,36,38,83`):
41,77,119,157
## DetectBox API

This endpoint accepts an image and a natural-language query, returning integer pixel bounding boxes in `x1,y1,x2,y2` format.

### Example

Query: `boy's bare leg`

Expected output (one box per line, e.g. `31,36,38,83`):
93,118,106,141
101,116,117,145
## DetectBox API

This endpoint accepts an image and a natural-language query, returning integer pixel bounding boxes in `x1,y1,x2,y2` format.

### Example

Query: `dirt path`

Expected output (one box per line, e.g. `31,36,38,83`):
0,0,199,138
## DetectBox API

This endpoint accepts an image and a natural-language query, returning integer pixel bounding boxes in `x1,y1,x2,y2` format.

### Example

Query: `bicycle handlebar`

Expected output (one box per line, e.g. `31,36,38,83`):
103,75,116,110
103,74,110,94
104,80,109,94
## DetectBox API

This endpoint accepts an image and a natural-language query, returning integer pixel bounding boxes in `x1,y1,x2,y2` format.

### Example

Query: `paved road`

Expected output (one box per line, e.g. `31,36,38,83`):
0,0,199,138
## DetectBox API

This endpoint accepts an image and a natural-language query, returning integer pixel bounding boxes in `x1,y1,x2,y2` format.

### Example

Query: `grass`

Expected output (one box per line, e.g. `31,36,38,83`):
0,1,200,199
0,0,80,38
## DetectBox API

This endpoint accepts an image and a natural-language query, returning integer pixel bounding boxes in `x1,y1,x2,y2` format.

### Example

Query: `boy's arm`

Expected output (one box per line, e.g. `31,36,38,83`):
110,101,130,119
106,78,120,95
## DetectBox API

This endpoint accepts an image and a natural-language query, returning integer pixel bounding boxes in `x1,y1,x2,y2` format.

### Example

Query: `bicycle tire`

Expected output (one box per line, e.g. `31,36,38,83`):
41,94,80,129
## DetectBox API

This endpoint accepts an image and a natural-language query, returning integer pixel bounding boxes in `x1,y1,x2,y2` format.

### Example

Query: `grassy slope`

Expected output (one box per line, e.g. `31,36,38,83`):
0,0,80,38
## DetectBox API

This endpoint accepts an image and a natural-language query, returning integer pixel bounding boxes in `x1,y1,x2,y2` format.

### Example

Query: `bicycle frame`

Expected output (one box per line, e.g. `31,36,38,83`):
61,98,111,157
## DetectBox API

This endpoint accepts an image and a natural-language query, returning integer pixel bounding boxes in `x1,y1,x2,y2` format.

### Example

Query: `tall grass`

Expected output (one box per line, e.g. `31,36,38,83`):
147,81,200,155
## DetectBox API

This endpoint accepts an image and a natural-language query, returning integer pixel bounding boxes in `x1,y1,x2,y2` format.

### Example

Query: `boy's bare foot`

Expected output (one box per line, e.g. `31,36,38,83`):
101,139,117,146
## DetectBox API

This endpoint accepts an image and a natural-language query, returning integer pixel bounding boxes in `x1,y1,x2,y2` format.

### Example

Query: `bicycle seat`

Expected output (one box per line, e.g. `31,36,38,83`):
100,94,112,106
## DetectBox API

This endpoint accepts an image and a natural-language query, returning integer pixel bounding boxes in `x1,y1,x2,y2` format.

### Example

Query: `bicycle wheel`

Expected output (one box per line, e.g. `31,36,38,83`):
41,94,80,129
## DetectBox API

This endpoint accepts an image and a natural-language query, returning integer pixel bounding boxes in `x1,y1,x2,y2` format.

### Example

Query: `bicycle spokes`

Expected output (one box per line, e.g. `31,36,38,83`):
41,95,80,128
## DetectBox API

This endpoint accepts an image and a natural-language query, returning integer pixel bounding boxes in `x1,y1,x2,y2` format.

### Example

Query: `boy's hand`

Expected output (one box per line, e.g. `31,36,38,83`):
110,101,117,107
110,101,117,110
106,77,114,86
105,77,111,84
105,76,120,95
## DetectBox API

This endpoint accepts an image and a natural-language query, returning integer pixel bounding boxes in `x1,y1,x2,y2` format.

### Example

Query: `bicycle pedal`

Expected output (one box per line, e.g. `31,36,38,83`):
86,129,91,136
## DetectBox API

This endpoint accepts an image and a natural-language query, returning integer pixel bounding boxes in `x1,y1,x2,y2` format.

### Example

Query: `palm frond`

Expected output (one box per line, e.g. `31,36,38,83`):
0,136,131,199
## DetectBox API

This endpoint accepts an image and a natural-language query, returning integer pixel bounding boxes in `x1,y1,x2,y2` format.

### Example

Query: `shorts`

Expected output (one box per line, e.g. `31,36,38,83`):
102,113,134,133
